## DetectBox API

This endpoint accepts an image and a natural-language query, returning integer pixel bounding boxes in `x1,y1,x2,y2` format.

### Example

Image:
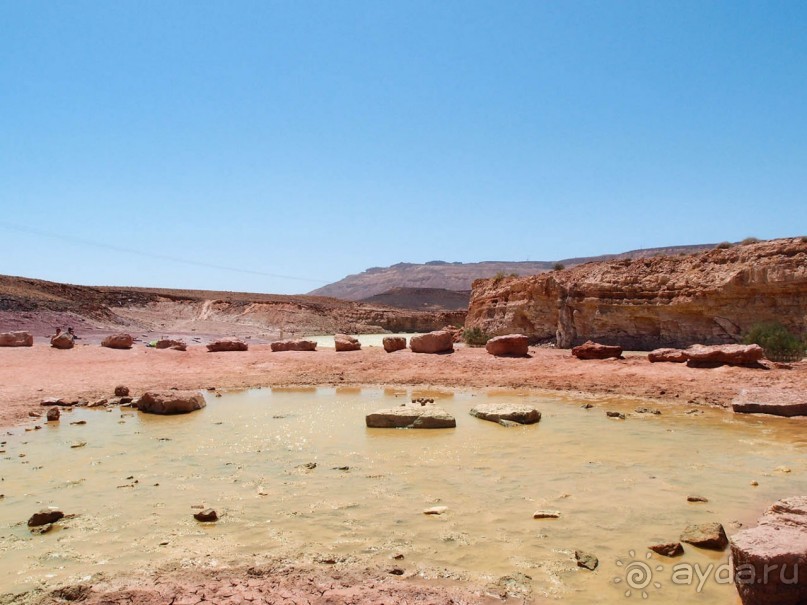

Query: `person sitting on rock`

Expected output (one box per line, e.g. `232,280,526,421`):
67,327,79,340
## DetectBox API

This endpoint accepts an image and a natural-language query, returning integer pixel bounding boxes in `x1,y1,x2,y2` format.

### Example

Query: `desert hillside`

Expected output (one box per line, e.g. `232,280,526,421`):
310,244,715,300
465,238,807,350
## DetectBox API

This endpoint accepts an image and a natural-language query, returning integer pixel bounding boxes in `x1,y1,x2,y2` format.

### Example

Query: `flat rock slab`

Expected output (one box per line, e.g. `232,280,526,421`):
648,348,688,363
469,403,541,425
485,334,529,357
732,388,807,417
680,522,728,551
270,339,317,352
207,340,248,352
136,391,206,415
0,331,33,347
731,497,807,605
366,404,455,429
685,344,764,368
571,340,623,360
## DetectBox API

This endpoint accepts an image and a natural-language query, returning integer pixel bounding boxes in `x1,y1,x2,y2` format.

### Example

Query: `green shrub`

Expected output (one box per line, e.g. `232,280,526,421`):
462,327,491,347
716,242,733,249
552,262,565,271
741,237,761,245
743,322,805,362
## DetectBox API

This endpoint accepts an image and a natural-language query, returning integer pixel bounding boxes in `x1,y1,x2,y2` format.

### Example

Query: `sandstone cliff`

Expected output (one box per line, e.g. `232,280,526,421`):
465,238,807,350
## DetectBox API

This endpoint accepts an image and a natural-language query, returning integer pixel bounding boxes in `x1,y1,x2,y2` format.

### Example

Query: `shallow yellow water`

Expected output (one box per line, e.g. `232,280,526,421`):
1,388,806,603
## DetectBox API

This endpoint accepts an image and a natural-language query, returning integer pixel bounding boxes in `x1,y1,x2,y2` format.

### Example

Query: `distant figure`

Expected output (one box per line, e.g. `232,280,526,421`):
55,327,62,336
67,327,79,340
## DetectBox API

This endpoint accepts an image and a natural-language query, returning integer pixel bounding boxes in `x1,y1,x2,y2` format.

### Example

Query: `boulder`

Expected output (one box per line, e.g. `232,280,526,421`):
101,334,133,349
485,334,529,357
732,388,807,417
409,331,454,354
28,509,64,527
50,333,75,349
366,404,455,429
648,348,688,363
685,344,765,368
270,339,317,352
731,497,807,605
46,407,60,422
114,385,130,397
469,403,541,425
571,340,623,360
383,336,406,353
648,542,684,557
334,334,361,352
0,331,33,347
136,391,206,415
206,339,248,352
680,522,728,551
155,339,187,351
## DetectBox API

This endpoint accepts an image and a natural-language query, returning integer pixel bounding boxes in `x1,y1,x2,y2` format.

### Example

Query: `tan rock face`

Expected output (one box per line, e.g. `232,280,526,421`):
0,331,33,347
409,331,454,354
101,334,133,349
270,339,317,352
465,238,807,349
485,334,529,357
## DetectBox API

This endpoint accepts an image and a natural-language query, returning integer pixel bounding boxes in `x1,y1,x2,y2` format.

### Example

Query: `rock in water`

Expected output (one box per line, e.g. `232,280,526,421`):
206,339,248,352
680,522,728,551
101,334,133,349
382,336,406,353
28,509,64,527
648,348,689,363
571,341,623,360
114,385,130,397
685,344,764,368
366,404,455,429
731,497,807,605
46,407,60,422
334,334,361,351
575,550,598,571
136,391,206,415
270,339,317,352
485,334,529,357
409,331,454,354
732,388,807,417
193,509,218,522
648,542,684,557
0,331,33,347
50,333,75,349
469,403,541,425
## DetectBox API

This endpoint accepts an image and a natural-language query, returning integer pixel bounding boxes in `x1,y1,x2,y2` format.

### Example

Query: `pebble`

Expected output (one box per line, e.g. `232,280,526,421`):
194,509,219,522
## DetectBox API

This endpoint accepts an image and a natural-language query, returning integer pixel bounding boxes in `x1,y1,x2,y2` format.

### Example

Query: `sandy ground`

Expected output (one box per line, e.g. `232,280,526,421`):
2,342,805,604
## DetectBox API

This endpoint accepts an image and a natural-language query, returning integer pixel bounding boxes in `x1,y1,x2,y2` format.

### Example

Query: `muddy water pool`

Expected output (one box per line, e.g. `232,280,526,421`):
1,388,806,603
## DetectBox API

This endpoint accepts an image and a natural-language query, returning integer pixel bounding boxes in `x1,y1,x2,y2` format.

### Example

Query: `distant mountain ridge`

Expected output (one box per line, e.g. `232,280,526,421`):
310,244,716,301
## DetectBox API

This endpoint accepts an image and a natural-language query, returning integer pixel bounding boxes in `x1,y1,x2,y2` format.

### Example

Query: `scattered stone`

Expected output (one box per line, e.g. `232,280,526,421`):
334,334,361,352
0,331,33,347
298,462,317,471
732,388,807,417
581,403,594,409
101,334,134,349
533,510,561,519
366,404,456,429
50,333,75,349
136,391,206,415
635,407,662,415
193,509,218,522
423,506,448,515
270,339,317,352
648,348,688,363
648,542,684,557
70,441,86,448
687,495,709,503
750,481,759,486
574,550,598,571
409,331,454,354
680,522,728,551
88,398,108,408
40,397,74,407
485,334,529,357
731,497,807,605
382,336,406,353
332,466,350,471
685,344,765,368
469,403,541,425
30,523,54,535
206,339,248,352
775,466,792,474
571,340,623,360
114,385,130,397
28,509,64,527
388,568,404,576
393,554,405,560
46,407,60,422
606,411,626,419
28,411,41,418
411,397,434,404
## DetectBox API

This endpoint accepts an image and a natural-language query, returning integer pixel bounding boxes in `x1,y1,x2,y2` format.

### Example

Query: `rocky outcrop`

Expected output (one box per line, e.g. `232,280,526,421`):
469,403,541,425
101,333,133,349
206,339,248,352
366,404,456,428
334,334,361,351
383,336,406,353
50,333,74,349
0,331,33,347
271,339,317,352
465,238,807,350
485,334,529,357
685,344,764,368
572,340,623,360
136,391,206,415
733,388,807,417
409,330,454,354
731,497,807,605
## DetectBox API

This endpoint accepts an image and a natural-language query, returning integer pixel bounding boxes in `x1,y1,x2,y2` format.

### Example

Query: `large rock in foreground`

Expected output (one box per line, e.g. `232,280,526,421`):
101,333,133,349
732,388,807,417
731,497,807,605
50,333,75,349
571,340,623,360
136,391,206,415
366,404,456,429
685,344,765,368
409,331,454,354
0,331,33,347
206,339,248,352
469,403,541,425
334,334,361,352
383,336,406,353
485,334,529,357
270,339,317,352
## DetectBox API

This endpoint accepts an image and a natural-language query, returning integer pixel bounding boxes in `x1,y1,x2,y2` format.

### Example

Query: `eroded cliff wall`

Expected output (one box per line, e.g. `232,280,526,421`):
465,238,807,350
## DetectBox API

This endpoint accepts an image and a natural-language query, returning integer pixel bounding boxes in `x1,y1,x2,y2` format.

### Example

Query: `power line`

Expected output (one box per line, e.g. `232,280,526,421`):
0,220,329,284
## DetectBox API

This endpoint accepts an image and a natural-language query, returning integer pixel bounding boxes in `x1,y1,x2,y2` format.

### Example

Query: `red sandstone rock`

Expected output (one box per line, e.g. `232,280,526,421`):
101,334,134,349
136,391,206,415
409,330,454,354
50,333,75,349
731,497,807,605
155,339,187,351
648,348,688,363
685,344,765,368
0,331,33,347
334,334,361,352
382,336,406,353
270,339,317,352
206,339,248,352
680,522,728,551
571,340,623,360
485,334,529,356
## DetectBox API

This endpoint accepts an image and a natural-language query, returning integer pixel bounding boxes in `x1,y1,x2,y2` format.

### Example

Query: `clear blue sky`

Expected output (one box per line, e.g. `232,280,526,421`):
1,1,805,294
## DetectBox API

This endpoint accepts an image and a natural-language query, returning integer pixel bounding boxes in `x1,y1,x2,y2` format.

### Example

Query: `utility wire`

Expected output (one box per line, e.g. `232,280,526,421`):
0,220,329,284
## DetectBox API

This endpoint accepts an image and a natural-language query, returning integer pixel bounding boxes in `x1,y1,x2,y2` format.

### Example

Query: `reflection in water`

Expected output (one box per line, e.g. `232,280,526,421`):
1,389,805,603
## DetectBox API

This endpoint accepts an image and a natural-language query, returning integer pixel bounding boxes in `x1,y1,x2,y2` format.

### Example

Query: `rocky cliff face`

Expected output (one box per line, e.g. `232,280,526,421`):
465,238,807,350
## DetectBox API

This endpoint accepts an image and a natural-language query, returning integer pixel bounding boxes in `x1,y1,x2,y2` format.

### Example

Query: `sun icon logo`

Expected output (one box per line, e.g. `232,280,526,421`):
613,550,664,599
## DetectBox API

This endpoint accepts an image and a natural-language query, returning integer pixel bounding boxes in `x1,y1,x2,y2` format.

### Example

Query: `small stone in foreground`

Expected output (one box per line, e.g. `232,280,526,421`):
648,542,684,557
606,411,626,419
575,550,598,571
687,495,709,503
28,510,65,527
193,509,218,522
680,522,728,551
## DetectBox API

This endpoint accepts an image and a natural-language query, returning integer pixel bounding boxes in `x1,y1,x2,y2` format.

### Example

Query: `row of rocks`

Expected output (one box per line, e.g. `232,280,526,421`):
365,402,541,429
